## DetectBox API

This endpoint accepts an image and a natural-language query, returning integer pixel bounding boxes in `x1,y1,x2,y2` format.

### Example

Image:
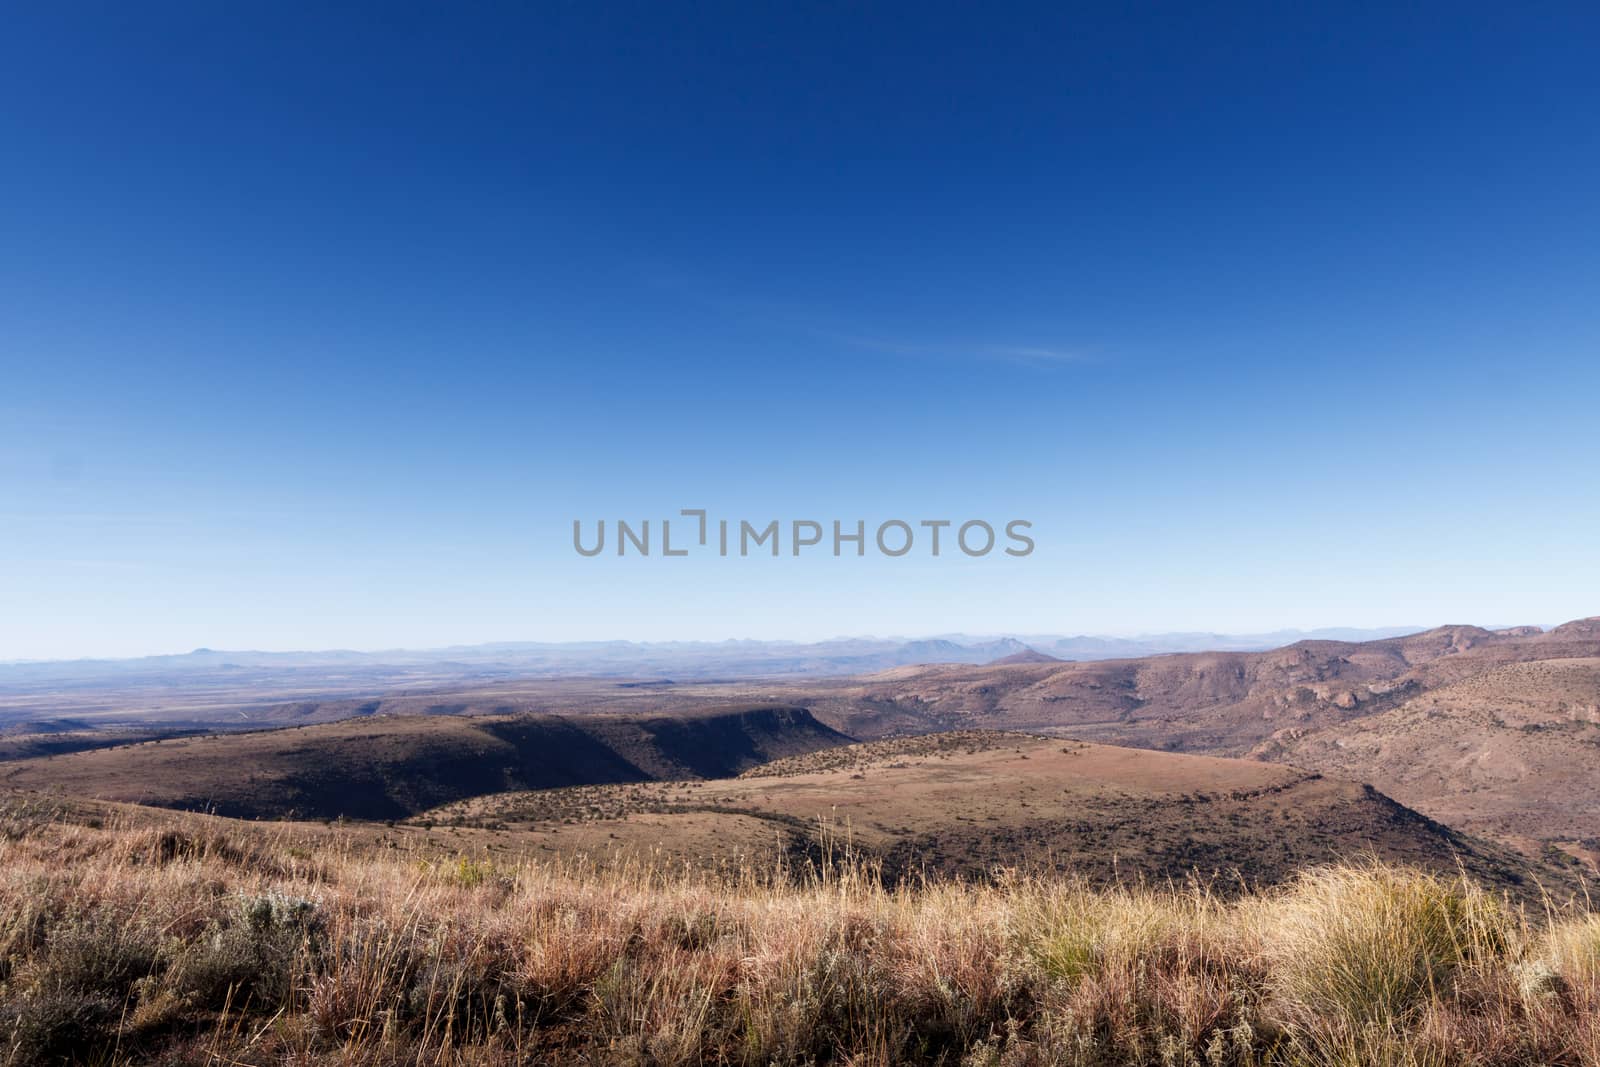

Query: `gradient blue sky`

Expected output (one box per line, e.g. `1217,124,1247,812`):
4,3,1599,658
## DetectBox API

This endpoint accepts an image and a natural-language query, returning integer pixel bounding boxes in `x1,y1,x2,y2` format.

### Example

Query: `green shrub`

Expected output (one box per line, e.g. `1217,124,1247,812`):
164,893,321,1010
1,989,119,1066
38,914,161,997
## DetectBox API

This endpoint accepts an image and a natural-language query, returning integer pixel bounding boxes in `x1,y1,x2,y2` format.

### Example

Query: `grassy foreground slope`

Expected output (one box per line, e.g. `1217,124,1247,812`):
2,793,1600,1066
0,705,849,820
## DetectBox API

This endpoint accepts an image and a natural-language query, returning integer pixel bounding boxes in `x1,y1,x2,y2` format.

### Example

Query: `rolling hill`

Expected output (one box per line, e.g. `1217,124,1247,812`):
414,731,1562,895
0,704,850,821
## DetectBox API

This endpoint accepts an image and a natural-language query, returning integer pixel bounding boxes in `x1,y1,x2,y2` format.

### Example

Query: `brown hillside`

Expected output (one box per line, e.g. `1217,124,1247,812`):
1255,657,1600,852
417,732,1559,895
792,619,1600,754
0,705,850,821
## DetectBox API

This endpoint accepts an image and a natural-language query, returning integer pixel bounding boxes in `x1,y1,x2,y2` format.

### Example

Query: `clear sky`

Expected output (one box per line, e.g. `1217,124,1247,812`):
3,4,1599,659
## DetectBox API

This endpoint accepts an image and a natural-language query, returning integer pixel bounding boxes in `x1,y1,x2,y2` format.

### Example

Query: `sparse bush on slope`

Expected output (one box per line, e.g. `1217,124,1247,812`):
0,802,1597,1065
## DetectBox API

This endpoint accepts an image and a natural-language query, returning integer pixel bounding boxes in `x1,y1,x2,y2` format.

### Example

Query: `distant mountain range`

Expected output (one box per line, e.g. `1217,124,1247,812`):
0,626,1434,686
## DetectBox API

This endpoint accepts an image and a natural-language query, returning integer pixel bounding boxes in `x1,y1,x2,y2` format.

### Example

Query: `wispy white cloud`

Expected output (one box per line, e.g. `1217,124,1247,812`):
641,271,1091,369
823,333,1086,367
976,344,1083,366
817,332,939,357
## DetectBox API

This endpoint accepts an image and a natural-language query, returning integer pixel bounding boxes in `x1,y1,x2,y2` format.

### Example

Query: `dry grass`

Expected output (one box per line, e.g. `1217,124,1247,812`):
1,797,1597,1065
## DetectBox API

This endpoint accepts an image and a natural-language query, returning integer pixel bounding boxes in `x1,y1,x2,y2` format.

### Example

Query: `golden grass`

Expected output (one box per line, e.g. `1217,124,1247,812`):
0,798,1596,1065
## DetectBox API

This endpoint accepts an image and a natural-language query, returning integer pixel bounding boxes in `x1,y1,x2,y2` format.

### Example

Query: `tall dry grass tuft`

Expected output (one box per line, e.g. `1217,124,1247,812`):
1253,863,1569,1066
1261,865,1509,1018
1543,914,1600,993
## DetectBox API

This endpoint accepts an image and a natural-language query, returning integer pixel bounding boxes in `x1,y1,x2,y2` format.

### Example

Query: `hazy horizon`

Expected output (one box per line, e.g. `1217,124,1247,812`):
8,618,1559,666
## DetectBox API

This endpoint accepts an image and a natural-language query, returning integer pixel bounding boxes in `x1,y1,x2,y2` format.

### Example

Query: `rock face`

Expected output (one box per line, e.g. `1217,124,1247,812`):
1551,618,1600,639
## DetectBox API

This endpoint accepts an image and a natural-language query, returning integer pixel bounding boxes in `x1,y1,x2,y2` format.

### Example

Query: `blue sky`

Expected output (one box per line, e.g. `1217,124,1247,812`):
3,3,1599,658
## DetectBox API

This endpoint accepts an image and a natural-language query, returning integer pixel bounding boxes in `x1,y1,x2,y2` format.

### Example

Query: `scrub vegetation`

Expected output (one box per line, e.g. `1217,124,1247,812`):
2,797,1598,1066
